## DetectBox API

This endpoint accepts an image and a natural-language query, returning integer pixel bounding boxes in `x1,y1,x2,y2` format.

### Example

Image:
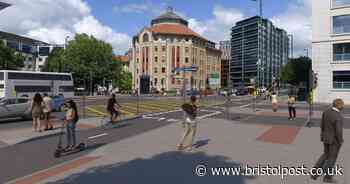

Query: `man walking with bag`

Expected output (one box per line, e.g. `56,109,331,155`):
311,99,344,183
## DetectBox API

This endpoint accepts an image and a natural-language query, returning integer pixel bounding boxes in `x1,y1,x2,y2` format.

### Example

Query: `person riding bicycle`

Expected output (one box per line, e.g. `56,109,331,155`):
107,93,121,124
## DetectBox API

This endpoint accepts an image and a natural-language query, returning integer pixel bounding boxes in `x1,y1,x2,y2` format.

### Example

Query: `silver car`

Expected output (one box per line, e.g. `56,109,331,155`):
0,98,31,119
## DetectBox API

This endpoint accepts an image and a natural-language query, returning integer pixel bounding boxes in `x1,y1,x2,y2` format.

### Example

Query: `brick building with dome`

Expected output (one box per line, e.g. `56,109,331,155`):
131,7,221,94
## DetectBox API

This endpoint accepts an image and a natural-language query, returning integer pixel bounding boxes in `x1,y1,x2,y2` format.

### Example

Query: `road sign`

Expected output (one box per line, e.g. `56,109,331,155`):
173,66,198,73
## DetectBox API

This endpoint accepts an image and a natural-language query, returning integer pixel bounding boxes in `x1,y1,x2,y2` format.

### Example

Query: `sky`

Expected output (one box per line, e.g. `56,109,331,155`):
0,0,311,56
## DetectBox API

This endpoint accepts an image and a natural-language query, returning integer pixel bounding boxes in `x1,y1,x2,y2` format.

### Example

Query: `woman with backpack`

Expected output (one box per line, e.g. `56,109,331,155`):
177,96,198,151
64,100,79,150
107,93,121,124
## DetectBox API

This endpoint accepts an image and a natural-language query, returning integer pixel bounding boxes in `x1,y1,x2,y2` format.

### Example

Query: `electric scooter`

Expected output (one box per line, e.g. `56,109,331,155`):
54,119,86,158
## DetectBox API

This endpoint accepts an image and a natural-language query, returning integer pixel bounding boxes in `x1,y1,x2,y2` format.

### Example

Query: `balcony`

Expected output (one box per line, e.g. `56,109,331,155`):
333,81,350,89
333,53,350,62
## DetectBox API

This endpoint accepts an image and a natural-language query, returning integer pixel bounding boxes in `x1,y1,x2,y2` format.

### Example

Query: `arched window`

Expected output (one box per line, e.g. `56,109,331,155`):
143,33,149,42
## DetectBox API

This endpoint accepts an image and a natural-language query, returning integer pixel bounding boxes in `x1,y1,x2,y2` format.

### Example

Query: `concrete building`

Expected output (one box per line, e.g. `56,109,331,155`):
0,30,54,71
219,40,231,88
312,0,350,103
231,16,289,88
131,7,221,94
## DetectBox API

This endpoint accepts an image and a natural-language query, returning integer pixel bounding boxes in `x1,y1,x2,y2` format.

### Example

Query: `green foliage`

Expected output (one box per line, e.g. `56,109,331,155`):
44,33,129,92
118,71,132,91
0,41,25,70
281,56,311,86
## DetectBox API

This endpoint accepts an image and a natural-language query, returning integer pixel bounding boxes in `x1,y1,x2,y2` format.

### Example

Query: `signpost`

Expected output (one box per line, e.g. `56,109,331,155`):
172,65,198,103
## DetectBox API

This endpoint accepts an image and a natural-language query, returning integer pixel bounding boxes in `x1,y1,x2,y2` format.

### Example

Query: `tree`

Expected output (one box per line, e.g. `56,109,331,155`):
0,41,25,70
118,71,132,91
44,33,124,94
281,56,311,86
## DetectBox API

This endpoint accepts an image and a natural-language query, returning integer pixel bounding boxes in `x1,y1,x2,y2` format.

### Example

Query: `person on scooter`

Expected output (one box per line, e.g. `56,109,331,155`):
64,100,79,150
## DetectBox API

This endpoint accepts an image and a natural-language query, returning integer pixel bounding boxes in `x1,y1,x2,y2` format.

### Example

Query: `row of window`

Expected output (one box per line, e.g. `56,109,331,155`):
333,71,350,89
13,85,74,93
332,0,350,8
6,72,72,81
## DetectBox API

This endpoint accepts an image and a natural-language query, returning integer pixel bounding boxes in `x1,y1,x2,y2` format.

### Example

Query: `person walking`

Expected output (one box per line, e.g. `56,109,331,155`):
31,93,44,132
287,95,296,120
43,93,54,131
271,92,278,112
177,96,198,151
64,100,79,150
107,93,121,124
311,99,344,183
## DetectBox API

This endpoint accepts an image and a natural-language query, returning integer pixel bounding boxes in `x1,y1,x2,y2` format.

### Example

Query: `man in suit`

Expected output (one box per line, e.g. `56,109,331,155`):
311,98,344,183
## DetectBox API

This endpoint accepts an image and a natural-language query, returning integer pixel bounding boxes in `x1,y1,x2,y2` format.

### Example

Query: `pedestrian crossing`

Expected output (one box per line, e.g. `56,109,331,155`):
85,99,225,117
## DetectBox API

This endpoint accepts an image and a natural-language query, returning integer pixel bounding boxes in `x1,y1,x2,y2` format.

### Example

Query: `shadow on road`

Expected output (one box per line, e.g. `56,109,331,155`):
48,151,252,184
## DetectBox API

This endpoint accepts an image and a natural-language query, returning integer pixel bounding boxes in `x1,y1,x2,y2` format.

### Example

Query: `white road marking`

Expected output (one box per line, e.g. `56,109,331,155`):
88,133,108,140
146,109,182,116
198,111,222,120
239,104,251,108
158,118,166,121
167,119,179,122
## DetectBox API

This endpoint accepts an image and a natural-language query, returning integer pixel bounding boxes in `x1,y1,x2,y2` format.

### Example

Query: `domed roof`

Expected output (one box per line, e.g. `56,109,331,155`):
151,7,188,26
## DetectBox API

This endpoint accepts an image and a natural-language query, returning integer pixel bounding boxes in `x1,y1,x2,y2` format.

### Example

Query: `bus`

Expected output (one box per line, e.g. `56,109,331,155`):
0,70,74,98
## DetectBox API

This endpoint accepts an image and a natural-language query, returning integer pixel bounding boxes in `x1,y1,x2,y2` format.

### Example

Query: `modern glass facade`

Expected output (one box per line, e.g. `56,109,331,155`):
333,0,350,7
230,16,289,88
333,14,350,34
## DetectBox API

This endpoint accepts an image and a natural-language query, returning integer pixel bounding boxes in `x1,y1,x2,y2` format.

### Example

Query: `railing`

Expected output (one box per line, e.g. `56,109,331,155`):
333,81,350,89
334,53,350,61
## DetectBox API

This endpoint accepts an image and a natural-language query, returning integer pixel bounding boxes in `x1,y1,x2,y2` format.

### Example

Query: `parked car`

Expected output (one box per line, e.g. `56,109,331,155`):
219,90,228,96
0,97,31,120
235,88,249,96
51,95,65,112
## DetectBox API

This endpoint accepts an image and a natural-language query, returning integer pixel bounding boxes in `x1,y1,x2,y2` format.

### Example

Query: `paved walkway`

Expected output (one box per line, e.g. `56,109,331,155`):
0,115,134,148
9,117,349,184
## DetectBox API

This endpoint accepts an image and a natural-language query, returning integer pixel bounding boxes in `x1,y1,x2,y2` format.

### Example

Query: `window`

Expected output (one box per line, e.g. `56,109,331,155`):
185,57,189,63
154,78,158,86
15,85,51,92
177,79,181,85
0,72,3,80
333,71,350,88
137,58,139,63
154,56,158,62
8,72,72,81
59,86,74,92
162,67,166,73
161,78,165,85
333,15,350,34
185,47,189,53
154,67,158,73
143,33,149,42
162,46,166,52
154,46,158,52
17,98,29,104
137,69,139,74
333,0,350,7
333,43,350,61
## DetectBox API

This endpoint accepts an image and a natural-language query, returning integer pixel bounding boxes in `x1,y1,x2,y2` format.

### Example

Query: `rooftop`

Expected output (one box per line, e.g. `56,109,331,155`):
0,30,48,45
151,6,188,26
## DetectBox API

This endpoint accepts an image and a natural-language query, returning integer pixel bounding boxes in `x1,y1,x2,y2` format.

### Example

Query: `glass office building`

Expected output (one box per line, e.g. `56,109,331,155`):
230,16,289,88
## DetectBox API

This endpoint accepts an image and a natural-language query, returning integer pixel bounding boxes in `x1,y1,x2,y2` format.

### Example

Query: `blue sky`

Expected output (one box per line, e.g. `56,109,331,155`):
87,0,290,36
0,0,311,55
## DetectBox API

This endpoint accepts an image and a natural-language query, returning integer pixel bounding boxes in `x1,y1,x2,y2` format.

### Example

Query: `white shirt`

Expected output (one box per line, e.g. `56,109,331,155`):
332,107,340,112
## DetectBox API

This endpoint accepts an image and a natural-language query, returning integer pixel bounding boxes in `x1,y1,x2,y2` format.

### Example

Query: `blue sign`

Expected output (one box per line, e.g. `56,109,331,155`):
173,65,198,72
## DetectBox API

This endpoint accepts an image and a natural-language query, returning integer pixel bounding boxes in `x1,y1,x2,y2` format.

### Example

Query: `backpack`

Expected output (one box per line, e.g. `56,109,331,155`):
73,110,79,123
182,103,197,118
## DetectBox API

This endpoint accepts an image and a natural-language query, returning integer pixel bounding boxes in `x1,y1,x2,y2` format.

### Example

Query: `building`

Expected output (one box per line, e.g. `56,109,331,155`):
219,40,231,89
0,30,53,71
114,55,130,72
231,16,289,88
0,1,10,11
312,0,350,103
131,7,221,94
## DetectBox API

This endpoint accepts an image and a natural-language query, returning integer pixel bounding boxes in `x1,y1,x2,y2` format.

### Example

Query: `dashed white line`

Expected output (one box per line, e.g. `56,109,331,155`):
88,133,108,140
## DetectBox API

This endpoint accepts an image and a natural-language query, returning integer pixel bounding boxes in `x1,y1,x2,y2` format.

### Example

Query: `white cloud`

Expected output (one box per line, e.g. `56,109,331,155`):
0,0,131,54
189,5,244,43
271,0,312,57
113,1,164,16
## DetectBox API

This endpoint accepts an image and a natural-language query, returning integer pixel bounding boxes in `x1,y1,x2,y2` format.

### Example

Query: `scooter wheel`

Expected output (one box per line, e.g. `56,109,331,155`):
54,150,61,158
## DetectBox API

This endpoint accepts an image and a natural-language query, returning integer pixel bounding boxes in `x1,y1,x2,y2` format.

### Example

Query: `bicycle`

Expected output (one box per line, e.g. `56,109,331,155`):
100,112,121,129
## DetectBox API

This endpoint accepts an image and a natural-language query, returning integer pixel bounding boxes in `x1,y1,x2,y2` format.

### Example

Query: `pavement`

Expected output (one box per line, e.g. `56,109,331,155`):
7,116,349,184
0,114,135,148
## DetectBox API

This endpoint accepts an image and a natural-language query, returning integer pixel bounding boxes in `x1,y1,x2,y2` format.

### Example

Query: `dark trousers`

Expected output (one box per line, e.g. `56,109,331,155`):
66,121,76,147
288,106,296,118
314,143,342,179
